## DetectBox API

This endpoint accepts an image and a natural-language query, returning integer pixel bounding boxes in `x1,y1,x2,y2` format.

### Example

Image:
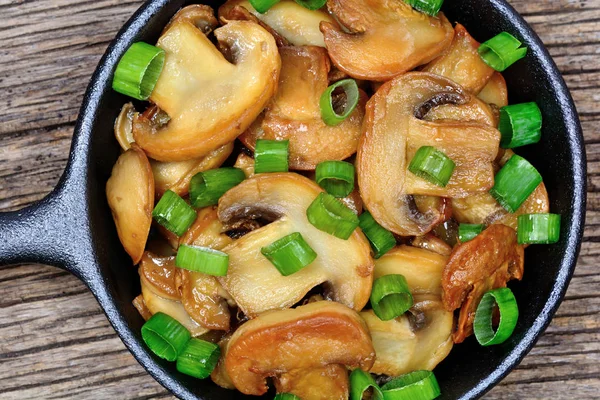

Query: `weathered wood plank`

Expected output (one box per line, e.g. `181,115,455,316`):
0,0,598,399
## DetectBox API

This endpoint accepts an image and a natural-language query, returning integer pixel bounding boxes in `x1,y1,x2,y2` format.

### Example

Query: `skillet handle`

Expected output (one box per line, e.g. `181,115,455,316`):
0,185,92,279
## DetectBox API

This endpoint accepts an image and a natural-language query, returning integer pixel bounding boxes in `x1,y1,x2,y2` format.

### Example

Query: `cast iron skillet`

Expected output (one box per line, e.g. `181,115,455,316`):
0,0,587,398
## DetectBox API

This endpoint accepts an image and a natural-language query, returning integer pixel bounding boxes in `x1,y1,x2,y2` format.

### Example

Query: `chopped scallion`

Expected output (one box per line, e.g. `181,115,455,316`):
306,192,359,240
261,232,317,276
152,190,197,236
315,160,355,198
489,154,542,213
141,312,191,361
320,79,360,126
274,394,301,400
499,102,542,148
473,287,519,346
458,224,484,243
189,168,246,208
249,0,280,13
381,370,441,400
478,32,527,72
350,369,384,400
370,274,413,321
112,42,165,100
358,211,396,259
408,146,456,187
254,139,289,173
294,0,326,10
176,338,220,379
517,213,561,244
403,0,444,16
175,245,229,276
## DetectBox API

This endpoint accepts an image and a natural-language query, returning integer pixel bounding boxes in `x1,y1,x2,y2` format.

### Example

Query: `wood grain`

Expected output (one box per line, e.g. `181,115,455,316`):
0,0,599,399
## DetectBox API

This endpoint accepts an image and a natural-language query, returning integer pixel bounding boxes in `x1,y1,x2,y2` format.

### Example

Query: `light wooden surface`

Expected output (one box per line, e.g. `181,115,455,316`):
0,0,599,398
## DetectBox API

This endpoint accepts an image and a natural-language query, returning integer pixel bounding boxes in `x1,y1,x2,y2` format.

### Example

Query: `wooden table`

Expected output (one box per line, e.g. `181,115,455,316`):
0,0,598,398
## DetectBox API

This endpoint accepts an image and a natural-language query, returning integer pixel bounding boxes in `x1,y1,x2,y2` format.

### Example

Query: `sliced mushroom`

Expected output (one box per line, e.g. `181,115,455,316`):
151,142,233,197
362,295,453,376
141,273,209,337
477,72,509,108
114,102,136,151
451,150,550,231
139,250,232,331
357,72,500,236
219,0,335,47
133,8,280,161
421,24,494,93
233,152,255,178
132,295,152,321
106,145,154,264
320,0,453,81
217,173,373,316
374,245,447,297
274,365,349,400
411,234,452,256
223,301,375,395
164,4,223,33
179,206,233,251
239,46,367,170
211,336,236,389
442,224,524,343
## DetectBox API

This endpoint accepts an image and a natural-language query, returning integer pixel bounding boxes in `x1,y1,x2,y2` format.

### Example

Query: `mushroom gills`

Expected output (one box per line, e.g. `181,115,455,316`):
219,0,335,47
320,0,454,81
239,45,367,170
133,8,281,161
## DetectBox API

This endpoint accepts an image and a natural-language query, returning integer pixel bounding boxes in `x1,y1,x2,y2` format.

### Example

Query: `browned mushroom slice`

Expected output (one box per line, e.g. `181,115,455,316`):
211,336,236,389
132,295,152,321
233,153,255,178
411,234,452,256
274,365,349,400
114,102,136,151
362,295,453,376
442,224,524,343
151,143,233,197
422,24,494,93
239,46,366,170
139,252,178,300
357,72,500,236
164,4,221,33
106,145,154,264
451,150,550,230
217,173,373,316
477,72,509,108
219,0,335,47
224,301,375,395
133,8,280,162
320,0,453,81
218,4,289,47
179,206,233,250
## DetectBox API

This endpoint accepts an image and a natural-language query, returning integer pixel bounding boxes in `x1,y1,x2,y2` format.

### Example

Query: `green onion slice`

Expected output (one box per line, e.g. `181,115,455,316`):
403,0,444,16
478,32,528,72
176,338,221,379
315,161,355,197
261,232,317,276
294,0,326,10
350,369,384,400
381,370,441,400
358,211,396,259
112,42,165,101
175,245,229,276
189,168,246,208
249,0,280,13
499,102,542,148
473,287,519,346
254,139,289,173
274,394,301,400
408,146,456,187
320,79,360,126
370,275,413,321
141,312,191,361
152,190,197,236
489,154,542,213
517,213,561,244
307,192,360,240
458,224,484,243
